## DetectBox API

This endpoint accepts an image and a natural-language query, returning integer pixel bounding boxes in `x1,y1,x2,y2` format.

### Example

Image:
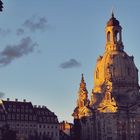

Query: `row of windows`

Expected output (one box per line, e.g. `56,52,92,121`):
39,131,58,137
16,123,36,128
0,114,57,123
6,114,36,121
8,108,33,113
6,108,53,116
37,110,52,115
15,127,59,137
13,124,57,129
17,130,58,137
39,124,57,129
0,106,54,117
107,31,120,43
8,105,30,109
38,117,57,123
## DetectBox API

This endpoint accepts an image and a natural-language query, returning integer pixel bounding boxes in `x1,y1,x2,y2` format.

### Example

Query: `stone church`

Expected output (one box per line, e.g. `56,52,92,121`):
72,13,140,140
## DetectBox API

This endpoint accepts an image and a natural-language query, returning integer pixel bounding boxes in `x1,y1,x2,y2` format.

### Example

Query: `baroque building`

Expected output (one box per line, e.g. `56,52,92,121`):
73,13,140,140
0,98,59,140
59,121,73,140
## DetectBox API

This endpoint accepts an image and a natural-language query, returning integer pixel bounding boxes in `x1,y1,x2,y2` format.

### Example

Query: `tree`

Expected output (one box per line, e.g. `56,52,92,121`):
0,0,3,11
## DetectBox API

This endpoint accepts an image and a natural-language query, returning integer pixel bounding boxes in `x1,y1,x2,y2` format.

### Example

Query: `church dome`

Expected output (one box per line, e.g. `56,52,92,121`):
94,50,138,92
93,49,139,105
107,13,120,27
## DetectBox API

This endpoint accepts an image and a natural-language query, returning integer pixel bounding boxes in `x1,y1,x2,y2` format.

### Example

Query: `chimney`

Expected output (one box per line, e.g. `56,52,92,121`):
15,98,18,102
23,99,26,102
7,98,10,101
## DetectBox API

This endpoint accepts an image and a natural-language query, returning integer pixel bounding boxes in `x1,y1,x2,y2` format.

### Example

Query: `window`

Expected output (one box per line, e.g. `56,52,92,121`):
8,114,11,120
43,116,46,122
2,115,5,120
39,117,42,122
30,109,32,113
29,115,32,121
25,109,28,113
33,115,36,121
114,30,119,43
12,114,15,120
107,31,111,42
106,92,111,100
96,68,99,79
127,67,130,75
21,114,24,120
25,115,28,120
51,132,53,137
16,114,20,120
21,109,24,113
17,109,20,112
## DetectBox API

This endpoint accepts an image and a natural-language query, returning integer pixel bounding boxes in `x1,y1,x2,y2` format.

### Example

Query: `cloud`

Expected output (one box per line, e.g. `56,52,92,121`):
0,36,38,66
60,59,81,69
16,28,25,36
0,28,11,37
0,92,5,98
23,16,48,32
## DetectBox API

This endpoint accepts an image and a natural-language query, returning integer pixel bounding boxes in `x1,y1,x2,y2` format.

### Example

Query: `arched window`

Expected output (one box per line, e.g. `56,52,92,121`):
107,31,111,42
114,31,119,42
106,92,111,100
96,68,99,79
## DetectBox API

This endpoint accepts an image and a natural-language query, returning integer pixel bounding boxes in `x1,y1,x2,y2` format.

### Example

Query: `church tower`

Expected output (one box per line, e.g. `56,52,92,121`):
91,12,139,110
73,13,140,140
73,74,92,119
72,74,93,140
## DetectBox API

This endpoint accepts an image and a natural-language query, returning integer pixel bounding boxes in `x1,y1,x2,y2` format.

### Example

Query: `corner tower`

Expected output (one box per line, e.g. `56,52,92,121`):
73,74,92,119
91,13,139,109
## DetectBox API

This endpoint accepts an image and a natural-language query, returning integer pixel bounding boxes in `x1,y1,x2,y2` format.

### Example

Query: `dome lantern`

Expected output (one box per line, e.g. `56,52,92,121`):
105,13,123,51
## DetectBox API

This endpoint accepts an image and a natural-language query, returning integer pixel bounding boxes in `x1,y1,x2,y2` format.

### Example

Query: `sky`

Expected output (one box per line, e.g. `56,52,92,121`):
0,0,140,122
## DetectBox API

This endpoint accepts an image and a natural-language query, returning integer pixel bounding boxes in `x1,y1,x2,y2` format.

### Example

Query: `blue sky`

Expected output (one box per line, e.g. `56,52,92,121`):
0,0,140,122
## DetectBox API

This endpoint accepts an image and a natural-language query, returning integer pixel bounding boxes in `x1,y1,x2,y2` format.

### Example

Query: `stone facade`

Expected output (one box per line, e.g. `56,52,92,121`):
0,99,59,140
73,13,140,140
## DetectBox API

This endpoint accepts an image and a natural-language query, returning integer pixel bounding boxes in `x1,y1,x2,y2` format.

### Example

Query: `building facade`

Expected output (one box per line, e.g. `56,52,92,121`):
73,13,140,140
59,121,73,136
0,98,59,140
59,121,74,140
